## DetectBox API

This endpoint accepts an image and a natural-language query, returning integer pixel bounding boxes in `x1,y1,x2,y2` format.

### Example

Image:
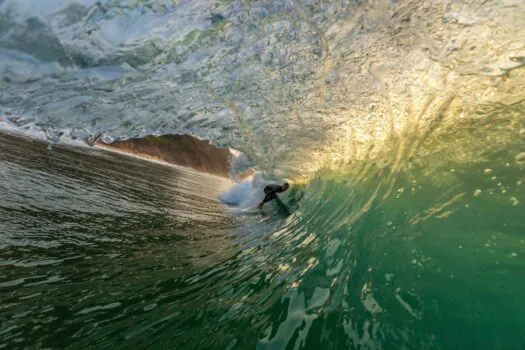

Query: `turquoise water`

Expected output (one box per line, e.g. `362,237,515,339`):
1,0,525,349
2,106,525,348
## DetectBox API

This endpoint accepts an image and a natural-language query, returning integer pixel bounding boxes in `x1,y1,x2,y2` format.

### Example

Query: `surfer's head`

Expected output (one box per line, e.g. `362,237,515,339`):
282,182,289,191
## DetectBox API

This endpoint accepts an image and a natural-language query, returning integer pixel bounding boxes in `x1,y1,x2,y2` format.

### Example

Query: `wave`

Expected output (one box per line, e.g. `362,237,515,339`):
247,101,525,348
1,0,524,174
1,1,525,347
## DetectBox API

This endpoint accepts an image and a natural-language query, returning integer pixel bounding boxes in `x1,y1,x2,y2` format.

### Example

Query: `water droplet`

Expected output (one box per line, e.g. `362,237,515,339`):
509,252,517,258
516,152,525,165
509,197,519,206
484,168,493,174
473,189,482,197
278,263,291,271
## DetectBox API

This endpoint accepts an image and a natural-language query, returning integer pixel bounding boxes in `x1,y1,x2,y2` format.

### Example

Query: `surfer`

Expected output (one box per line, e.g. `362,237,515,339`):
257,183,289,209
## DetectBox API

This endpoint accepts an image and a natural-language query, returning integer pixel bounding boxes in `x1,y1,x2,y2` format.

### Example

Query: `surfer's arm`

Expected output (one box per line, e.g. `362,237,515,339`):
258,191,277,209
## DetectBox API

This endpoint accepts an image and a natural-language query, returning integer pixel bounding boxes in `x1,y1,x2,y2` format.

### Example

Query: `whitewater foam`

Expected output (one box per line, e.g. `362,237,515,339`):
219,172,286,213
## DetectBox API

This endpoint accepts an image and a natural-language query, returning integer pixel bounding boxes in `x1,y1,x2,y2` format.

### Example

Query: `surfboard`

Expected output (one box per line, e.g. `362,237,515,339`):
258,216,272,223
240,206,261,214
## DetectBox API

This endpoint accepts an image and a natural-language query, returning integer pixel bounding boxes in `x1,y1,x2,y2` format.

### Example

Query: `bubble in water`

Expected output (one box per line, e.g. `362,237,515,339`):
484,168,493,174
473,189,482,197
509,197,519,206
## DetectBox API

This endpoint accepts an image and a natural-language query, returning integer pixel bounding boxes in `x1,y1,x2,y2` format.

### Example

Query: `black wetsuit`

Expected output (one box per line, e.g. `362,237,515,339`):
261,184,285,205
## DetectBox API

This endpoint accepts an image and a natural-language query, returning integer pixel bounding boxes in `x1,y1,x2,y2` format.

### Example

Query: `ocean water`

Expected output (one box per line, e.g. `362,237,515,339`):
1,0,525,349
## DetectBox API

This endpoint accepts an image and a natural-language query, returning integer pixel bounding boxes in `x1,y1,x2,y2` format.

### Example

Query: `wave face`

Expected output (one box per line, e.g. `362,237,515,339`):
2,109,525,349
2,0,525,349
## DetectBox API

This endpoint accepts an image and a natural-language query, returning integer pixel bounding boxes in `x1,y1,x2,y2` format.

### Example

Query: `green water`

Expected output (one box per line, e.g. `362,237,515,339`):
2,102,525,350
286,106,525,349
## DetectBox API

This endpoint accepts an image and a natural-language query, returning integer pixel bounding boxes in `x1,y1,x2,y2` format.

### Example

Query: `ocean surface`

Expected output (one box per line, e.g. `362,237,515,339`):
1,0,525,349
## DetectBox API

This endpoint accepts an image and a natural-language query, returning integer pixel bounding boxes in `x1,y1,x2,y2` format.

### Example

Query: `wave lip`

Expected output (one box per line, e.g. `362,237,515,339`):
0,0,522,169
